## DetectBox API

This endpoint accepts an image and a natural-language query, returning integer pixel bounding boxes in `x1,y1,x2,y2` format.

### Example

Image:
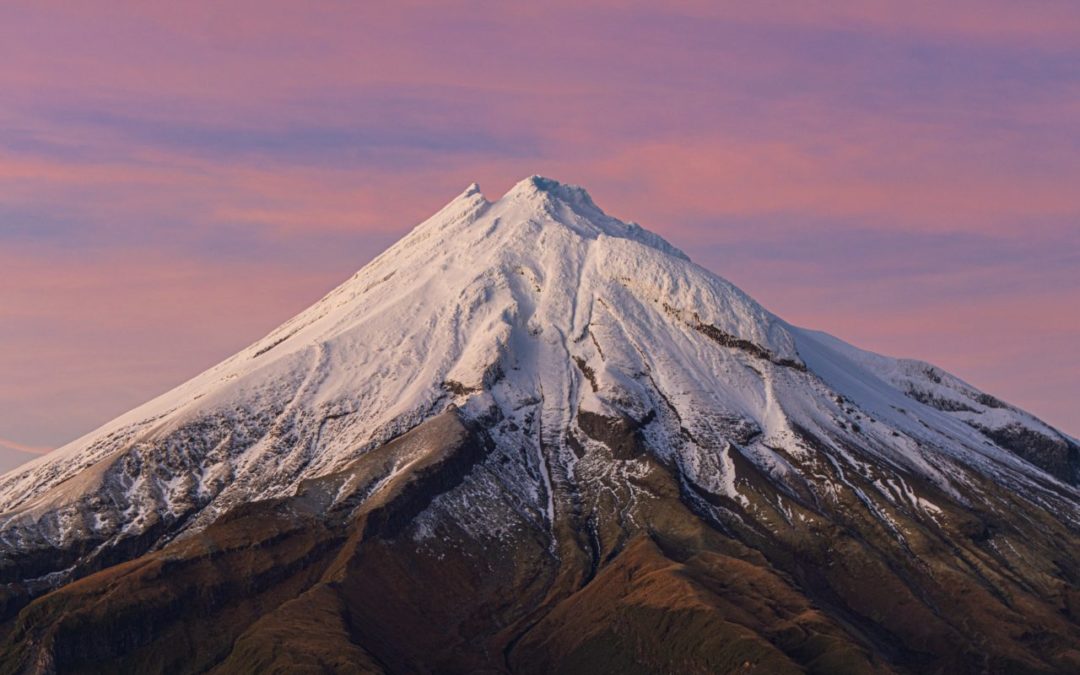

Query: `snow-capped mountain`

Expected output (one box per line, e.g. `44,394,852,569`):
1,177,1078,673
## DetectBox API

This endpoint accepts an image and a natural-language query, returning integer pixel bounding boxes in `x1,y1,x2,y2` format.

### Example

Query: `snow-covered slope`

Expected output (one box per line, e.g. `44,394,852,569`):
1,175,1076,584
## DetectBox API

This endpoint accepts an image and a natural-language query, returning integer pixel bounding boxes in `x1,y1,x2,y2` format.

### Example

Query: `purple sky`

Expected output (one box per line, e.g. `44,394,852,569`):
1,2,1078,469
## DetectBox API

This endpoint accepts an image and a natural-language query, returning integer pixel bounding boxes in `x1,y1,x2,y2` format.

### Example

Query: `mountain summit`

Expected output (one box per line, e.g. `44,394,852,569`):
1,177,1078,673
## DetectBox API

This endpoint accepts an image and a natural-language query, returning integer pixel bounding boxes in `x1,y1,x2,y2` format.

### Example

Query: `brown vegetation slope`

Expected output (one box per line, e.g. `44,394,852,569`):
1,410,1078,674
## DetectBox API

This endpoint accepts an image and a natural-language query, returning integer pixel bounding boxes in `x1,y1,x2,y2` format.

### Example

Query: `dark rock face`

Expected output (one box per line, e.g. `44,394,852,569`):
694,323,807,371
1,408,1079,674
576,410,652,460
976,423,1080,486
905,388,977,412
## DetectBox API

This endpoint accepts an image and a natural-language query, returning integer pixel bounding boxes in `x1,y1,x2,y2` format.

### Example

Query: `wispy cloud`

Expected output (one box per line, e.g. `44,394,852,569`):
0,436,51,455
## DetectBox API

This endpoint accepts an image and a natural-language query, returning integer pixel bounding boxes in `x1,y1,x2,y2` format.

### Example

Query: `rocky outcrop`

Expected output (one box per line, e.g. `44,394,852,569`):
975,423,1080,485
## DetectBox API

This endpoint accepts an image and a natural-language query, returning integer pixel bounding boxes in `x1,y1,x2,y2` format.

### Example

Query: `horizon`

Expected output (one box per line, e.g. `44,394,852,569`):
2,2,1078,471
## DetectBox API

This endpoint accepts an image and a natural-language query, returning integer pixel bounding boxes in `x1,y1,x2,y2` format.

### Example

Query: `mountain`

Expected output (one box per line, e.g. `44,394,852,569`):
0,176,1078,673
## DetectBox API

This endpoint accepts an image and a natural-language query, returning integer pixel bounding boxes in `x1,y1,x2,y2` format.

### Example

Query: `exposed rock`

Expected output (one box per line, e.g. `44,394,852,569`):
976,423,1080,485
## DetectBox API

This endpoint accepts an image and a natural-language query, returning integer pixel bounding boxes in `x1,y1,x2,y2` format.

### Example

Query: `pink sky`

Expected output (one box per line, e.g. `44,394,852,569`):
1,2,1078,468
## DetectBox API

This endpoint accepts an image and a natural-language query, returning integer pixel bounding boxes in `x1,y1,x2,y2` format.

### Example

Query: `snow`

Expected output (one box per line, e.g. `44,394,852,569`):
0,175,1076,562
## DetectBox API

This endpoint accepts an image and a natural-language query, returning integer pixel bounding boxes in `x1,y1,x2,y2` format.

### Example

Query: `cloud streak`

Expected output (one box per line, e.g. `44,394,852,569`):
0,437,51,455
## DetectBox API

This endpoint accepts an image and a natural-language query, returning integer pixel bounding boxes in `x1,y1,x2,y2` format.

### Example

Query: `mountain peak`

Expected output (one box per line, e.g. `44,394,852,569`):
503,174,592,202
485,175,689,261
405,176,689,263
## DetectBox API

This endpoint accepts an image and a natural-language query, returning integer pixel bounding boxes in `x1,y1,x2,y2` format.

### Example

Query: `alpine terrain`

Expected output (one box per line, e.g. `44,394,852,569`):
0,176,1078,674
